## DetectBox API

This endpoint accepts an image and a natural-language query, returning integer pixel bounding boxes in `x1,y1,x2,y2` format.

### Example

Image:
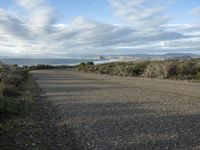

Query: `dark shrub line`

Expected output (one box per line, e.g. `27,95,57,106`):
28,64,74,70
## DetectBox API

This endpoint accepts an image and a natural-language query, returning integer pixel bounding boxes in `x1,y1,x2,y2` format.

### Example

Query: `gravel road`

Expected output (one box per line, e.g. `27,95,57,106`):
32,69,200,150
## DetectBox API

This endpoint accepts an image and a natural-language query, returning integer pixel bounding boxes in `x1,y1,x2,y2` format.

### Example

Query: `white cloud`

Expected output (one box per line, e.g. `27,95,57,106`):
16,0,58,31
109,0,170,29
0,0,199,57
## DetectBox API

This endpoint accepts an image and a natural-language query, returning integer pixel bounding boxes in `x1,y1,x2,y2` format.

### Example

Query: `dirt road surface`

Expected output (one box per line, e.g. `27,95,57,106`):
32,69,200,150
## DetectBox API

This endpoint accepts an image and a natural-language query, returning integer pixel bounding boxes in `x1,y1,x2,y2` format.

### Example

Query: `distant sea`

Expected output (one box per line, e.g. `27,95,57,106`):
0,58,101,66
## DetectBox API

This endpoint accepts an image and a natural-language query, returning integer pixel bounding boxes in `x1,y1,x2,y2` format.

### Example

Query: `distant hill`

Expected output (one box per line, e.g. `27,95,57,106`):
102,53,200,61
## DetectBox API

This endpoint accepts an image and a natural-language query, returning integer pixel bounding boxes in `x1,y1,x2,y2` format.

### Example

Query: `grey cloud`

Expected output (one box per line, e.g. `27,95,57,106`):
53,18,187,49
0,10,31,39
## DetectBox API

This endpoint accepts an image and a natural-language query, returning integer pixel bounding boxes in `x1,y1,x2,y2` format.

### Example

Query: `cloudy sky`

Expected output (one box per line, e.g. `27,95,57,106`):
0,0,200,58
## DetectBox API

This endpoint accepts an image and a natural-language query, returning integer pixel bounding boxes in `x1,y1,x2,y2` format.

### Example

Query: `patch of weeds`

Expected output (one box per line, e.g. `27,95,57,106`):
195,72,200,80
0,123,5,130
0,98,21,119
0,77,43,149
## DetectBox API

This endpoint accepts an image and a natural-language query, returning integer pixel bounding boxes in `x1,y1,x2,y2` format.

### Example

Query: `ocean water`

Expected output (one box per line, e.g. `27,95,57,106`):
0,58,100,66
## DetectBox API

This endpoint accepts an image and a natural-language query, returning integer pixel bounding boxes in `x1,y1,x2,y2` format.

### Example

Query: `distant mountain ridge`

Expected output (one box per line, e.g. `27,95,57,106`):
101,53,200,61
1,53,199,60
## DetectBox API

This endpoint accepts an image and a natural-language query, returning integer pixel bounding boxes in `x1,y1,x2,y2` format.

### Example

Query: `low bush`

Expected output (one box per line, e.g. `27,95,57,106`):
132,62,148,76
76,58,200,80
195,72,200,80
0,98,21,118
143,61,178,79
76,62,86,71
176,61,200,79
0,64,29,98
166,63,178,78
28,64,72,71
86,62,94,65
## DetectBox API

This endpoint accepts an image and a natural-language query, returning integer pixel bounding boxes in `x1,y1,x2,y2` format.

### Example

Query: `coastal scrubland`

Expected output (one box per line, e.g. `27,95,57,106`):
0,63,33,148
76,58,200,80
0,63,29,118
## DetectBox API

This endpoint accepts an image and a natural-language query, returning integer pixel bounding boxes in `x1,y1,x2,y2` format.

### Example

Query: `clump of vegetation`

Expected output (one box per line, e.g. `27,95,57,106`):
76,62,95,72
0,98,21,117
76,59,200,80
143,61,171,79
76,61,148,77
28,64,73,71
86,62,94,65
0,63,29,118
143,60,200,79
195,72,200,79
76,62,86,71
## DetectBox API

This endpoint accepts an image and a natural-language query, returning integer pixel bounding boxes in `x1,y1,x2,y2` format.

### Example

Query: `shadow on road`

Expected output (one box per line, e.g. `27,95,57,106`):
60,101,200,150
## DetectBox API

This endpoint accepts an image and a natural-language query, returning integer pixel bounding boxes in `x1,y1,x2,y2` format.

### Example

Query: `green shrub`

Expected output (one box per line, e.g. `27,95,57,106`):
143,62,169,79
132,62,148,76
0,63,30,119
86,62,94,65
76,59,200,80
19,68,29,81
195,72,200,80
76,62,86,71
124,66,135,76
28,64,72,71
29,64,54,70
166,63,178,77
0,64,29,100
133,66,144,76
175,61,199,79
0,98,20,118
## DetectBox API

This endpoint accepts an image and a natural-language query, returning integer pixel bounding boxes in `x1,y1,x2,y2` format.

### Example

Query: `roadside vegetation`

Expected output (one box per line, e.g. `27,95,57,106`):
76,58,200,80
0,63,36,148
0,63,73,117
27,64,74,71
0,63,75,149
0,63,29,119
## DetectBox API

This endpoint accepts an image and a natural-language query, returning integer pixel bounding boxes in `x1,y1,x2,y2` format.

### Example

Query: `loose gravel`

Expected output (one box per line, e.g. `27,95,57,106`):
32,69,200,150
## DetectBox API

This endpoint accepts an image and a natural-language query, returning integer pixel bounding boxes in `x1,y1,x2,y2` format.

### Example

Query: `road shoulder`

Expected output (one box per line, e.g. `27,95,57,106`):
0,76,77,150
